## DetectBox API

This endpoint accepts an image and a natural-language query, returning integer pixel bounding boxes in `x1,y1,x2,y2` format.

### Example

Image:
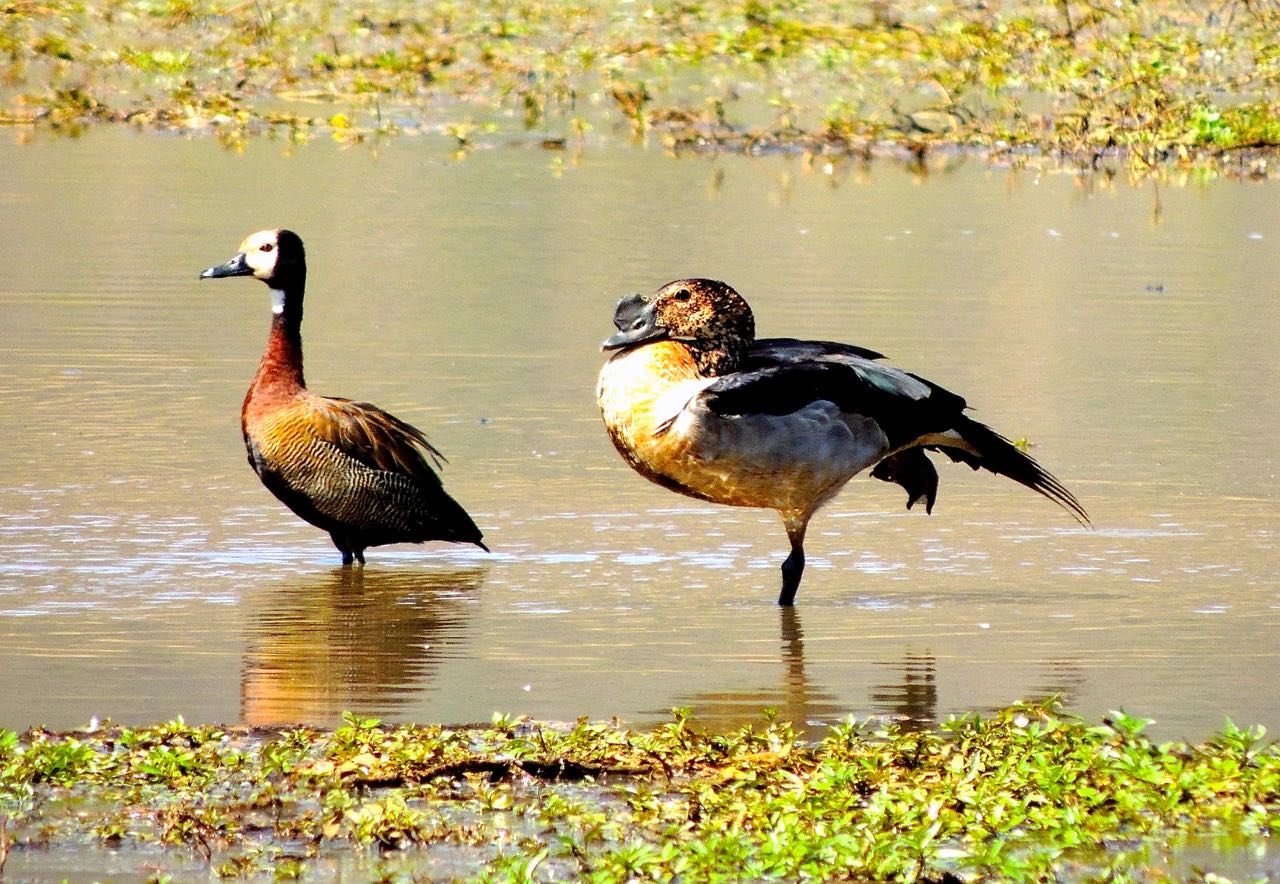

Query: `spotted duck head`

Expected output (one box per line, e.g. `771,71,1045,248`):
601,278,755,376
201,229,307,314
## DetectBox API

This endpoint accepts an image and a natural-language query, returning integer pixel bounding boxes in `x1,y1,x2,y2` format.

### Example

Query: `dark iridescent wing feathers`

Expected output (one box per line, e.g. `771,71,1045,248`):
701,338,1089,524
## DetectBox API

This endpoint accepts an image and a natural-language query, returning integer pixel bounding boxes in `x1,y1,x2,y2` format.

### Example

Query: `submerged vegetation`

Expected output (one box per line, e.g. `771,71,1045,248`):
1,701,1278,879
1,0,1279,172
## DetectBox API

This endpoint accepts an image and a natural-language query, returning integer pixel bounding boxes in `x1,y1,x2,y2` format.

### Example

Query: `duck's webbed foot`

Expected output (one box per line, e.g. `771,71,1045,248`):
871,449,938,514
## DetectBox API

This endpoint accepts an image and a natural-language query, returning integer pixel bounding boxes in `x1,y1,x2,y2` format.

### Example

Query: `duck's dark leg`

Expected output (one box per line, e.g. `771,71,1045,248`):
778,518,808,606
332,533,355,567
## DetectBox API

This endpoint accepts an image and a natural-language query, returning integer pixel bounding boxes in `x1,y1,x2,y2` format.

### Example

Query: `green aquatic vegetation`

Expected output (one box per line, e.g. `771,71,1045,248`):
0,701,1278,879
0,0,1279,174
119,46,190,73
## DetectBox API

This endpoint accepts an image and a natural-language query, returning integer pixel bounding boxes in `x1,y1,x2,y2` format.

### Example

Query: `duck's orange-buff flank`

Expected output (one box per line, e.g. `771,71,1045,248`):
200,229,486,564
597,278,1087,606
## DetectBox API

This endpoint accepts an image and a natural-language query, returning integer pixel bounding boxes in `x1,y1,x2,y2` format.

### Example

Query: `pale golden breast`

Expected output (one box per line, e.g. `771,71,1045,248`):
597,342,715,498
597,342,891,520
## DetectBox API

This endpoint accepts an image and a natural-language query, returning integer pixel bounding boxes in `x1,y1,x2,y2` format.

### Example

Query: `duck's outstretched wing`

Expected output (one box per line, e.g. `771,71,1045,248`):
701,354,1088,525
927,415,1090,525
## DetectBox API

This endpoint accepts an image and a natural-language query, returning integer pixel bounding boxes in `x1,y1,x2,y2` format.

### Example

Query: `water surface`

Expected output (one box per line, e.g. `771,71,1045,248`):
1,130,1277,740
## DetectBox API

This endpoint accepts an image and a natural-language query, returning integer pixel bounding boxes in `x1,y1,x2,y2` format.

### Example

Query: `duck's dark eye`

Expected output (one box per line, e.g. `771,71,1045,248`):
260,243,274,253
673,288,691,302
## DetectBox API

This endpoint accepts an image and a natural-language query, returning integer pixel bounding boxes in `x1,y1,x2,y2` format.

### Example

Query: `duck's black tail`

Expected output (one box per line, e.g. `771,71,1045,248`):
934,416,1090,526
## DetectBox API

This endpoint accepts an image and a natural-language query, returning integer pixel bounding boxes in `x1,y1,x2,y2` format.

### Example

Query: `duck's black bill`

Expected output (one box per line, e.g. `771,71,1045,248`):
200,252,251,280
602,292,665,350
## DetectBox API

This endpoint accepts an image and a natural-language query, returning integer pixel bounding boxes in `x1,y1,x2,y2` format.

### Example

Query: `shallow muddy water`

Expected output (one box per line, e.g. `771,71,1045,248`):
0,130,1277,741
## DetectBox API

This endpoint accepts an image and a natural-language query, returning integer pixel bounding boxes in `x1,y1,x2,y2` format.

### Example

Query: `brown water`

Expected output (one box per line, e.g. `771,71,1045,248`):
1,130,1277,740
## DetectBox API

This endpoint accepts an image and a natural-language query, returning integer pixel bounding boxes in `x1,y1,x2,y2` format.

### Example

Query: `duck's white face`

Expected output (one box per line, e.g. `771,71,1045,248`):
201,228,283,283
237,229,282,280
200,228,305,316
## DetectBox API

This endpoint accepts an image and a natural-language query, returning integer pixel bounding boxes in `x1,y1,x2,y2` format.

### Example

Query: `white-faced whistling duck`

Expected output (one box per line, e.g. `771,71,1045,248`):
200,229,487,564
596,278,1088,606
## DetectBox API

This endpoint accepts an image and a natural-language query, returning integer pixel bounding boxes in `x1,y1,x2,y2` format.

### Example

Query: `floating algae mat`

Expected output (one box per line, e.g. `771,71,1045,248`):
2,702,1278,880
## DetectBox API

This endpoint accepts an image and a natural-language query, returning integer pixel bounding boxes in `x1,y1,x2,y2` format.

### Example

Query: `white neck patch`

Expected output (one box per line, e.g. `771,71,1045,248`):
270,288,287,315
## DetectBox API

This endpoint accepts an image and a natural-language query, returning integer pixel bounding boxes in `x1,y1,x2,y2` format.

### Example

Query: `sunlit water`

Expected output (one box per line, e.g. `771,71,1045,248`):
0,129,1277,743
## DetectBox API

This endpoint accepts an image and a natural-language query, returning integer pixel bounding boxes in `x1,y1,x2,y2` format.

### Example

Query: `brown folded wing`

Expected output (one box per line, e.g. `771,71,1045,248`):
308,395,448,488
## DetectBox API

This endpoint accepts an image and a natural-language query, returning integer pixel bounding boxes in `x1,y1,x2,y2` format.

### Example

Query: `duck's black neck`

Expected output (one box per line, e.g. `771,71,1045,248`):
258,275,306,392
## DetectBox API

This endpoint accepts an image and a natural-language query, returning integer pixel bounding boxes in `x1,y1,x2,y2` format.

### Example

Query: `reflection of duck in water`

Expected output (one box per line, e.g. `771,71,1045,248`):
241,566,485,726
667,611,944,739
872,655,1087,731
669,608,847,740
200,229,487,565
870,651,938,731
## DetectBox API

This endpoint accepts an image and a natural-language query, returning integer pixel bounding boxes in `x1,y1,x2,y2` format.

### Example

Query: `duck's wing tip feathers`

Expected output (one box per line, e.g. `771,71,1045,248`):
943,417,1090,526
